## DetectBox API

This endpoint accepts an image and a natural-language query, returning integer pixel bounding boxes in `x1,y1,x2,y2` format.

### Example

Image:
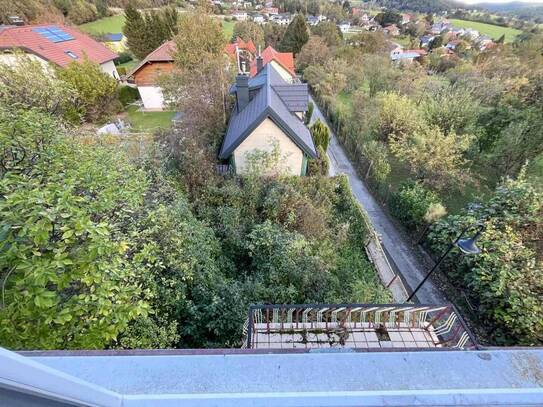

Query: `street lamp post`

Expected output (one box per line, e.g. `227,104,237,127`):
406,224,485,303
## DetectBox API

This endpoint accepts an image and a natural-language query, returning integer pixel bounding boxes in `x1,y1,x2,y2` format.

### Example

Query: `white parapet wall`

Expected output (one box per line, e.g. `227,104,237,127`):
1,347,541,406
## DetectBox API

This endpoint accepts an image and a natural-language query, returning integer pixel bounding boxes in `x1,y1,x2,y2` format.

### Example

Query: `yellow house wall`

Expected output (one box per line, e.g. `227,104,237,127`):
233,118,303,176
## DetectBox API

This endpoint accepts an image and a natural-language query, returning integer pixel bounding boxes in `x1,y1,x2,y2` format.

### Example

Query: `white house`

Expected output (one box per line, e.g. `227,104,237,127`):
338,21,351,33
233,11,248,21
271,14,291,25
252,14,265,24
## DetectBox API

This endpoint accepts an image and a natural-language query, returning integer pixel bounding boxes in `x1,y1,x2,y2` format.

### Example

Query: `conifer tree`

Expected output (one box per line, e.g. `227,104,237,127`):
279,14,309,55
124,4,179,60
310,119,330,152
123,2,148,59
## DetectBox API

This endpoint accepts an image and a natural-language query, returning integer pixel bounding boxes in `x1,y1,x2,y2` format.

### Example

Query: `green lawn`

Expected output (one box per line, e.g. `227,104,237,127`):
449,19,522,43
395,35,413,48
117,59,138,72
125,106,175,132
221,20,235,41
336,92,354,115
79,15,126,35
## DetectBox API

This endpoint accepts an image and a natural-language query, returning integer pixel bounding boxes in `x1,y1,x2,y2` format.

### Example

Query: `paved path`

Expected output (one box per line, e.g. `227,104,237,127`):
310,97,446,304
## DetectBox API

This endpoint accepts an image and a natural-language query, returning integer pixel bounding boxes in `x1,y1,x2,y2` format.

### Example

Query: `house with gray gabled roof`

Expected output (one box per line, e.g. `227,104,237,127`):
219,60,316,175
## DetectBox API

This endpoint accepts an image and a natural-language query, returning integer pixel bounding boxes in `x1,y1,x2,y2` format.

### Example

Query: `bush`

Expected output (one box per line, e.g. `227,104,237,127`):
115,52,133,66
310,119,330,152
118,85,140,107
305,101,314,125
116,66,127,76
57,58,119,121
388,181,443,230
307,145,329,176
426,171,542,345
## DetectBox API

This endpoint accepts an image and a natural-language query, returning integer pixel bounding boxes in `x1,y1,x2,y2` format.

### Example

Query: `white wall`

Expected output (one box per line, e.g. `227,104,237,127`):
138,86,165,110
99,60,119,79
233,118,304,176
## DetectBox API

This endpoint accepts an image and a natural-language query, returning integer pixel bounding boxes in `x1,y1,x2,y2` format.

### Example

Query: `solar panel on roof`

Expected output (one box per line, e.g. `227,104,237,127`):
32,26,74,43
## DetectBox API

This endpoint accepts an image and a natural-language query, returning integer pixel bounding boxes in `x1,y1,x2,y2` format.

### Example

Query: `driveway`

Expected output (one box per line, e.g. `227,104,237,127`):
309,97,447,304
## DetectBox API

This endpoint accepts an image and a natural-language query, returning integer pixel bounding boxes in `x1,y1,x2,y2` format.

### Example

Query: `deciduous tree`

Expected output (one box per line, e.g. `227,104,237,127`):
232,21,264,48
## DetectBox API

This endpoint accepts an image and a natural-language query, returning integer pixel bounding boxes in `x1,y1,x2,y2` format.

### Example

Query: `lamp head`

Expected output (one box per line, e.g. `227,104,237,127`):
455,225,484,255
455,237,481,255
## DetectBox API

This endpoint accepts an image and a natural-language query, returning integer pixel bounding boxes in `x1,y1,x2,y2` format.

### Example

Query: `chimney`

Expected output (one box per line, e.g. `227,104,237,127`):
236,72,250,112
256,45,263,73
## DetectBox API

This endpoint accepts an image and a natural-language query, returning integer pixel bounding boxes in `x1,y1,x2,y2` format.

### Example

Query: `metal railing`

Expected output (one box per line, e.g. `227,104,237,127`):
244,303,478,351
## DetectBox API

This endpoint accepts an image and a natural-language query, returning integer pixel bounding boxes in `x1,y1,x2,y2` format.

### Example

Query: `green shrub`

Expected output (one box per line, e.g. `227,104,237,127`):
118,85,140,107
310,119,330,152
305,101,314,125
388,181,443,230
57,58,118,121
427,171,542,345
115,52,133,66
117,66,127,76
307,145,329,176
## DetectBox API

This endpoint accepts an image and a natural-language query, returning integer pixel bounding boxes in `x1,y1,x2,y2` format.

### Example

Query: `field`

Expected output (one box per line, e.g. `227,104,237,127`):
80,15,235,41
449,19,522,42
79,15,126,35
221,20,235,40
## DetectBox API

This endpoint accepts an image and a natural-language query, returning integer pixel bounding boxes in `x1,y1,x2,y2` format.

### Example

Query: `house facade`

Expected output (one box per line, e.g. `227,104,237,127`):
390,47,427,64
0,24,119,78
219,62,316,175
127,40,176,110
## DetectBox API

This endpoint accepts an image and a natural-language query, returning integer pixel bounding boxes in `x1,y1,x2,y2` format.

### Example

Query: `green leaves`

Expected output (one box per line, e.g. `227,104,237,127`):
427,172,542,345
0,111,148,350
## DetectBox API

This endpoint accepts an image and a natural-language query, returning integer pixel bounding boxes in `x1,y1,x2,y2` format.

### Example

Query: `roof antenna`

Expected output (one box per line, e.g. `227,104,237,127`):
236,45,242,74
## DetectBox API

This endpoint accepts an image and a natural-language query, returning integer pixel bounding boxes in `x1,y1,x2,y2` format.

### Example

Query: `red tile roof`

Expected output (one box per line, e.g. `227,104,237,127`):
0,24,118,67
225,37,257,57
142,40,176,62
249,45,295,77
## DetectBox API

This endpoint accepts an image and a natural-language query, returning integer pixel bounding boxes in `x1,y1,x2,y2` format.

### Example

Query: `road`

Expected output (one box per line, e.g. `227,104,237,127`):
309,97,447,304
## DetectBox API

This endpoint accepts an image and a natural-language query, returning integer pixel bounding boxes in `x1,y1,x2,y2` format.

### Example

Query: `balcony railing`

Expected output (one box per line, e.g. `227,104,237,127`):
243,303,477,351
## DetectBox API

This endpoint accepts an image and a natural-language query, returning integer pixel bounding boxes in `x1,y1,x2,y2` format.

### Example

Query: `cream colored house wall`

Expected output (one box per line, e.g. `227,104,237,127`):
0,53,49,69
233,118,303,176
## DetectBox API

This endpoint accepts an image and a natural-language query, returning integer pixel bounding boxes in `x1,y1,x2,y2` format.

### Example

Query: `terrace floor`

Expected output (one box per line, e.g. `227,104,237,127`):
252,322,440,349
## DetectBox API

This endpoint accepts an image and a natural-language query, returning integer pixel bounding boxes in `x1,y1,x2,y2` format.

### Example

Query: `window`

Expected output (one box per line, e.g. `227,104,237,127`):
33,26,74,43
65,51,78,59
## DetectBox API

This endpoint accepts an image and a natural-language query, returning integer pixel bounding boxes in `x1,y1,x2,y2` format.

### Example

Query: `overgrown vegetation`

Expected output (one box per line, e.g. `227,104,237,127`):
303,26,542,345
0,11,389,350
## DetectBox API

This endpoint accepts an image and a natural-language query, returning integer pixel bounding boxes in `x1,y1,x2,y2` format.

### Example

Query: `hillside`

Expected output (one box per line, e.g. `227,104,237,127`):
371,0,462,13
0,0,176,26
0,0,103,25
475,1,543,13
